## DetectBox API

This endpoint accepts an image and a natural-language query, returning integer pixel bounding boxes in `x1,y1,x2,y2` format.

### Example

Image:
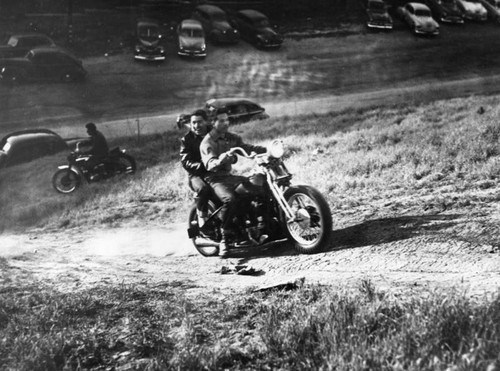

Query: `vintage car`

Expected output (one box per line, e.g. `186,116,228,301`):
134,18,166,61
191,4,239,44
424,0,465,23
397,2,440,35
456,0,488,20
177,19,207,58
176,97,269,128
0,33,56,59
0,47,86,83
0,129,69,168
364,0,394,29
230,9,284,49
479,0,500,22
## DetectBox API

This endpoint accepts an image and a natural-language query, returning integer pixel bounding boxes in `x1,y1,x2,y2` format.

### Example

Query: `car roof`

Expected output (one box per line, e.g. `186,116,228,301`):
195,4,226,15
8,32,54,40
206,97,262,108
408,2,431,10
237,9,268,20
1,128,61,143
1,130,64,148
137,17,160,27
180,19,203,29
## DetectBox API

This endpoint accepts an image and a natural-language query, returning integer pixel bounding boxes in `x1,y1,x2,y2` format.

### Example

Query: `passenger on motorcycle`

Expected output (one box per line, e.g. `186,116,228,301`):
200,109,266,258
81,122,109,173
180,110,212,227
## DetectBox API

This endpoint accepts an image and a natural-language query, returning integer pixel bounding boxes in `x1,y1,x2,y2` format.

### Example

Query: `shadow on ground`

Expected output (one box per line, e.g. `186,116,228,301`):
329,214,461,252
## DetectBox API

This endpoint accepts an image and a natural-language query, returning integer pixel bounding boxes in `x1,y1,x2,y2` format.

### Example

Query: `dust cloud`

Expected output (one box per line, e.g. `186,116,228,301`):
82,225,196,257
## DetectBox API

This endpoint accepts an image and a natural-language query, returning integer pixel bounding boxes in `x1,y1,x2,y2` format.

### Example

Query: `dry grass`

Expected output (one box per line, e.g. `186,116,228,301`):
2,95,500,233
1,280,499,370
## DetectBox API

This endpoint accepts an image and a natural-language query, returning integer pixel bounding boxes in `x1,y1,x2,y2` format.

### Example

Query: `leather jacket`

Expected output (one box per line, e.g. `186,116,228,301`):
180,130,208,178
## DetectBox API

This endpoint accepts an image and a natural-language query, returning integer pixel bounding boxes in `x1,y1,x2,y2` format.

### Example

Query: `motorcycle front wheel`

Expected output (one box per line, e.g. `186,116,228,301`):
284,185,333,254
188,201,220,257
52,169,81,194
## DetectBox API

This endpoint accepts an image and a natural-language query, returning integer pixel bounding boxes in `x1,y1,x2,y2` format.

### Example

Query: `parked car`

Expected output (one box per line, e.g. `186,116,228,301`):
0,33,56,59
397,2,440,35
364,0,394,29
456,0,488,20
230,9,284,49
191,4,239,44
424,0,465,23
134,17,166,61
176,19,207,58
0,46,87,83
0,129,69,168
176,97,269,127
479,0,500,22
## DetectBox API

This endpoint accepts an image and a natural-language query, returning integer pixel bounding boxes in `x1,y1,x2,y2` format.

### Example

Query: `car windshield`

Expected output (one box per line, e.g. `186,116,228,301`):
181,27,203,37
138,26,159,38
255,18,270,27
368,2,386,12
211,13,226,22
7,36,18,47
415,8,431,16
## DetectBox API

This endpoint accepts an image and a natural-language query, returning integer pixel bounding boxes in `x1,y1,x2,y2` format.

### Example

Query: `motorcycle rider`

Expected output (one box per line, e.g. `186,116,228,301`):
200,109,266,258
81,122,109,175
180,109,212,227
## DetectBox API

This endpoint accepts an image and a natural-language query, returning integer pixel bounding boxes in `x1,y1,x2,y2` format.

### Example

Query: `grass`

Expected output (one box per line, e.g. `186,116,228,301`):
1,281,500,370
2,94,500,235
3,94,500,369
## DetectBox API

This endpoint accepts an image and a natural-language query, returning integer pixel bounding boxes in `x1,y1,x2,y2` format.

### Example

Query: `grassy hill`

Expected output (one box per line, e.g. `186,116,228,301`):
2,93,500,237
2,94,500,370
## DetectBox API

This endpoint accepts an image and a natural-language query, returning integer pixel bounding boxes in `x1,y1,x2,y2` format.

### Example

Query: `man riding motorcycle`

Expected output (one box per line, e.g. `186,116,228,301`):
200,109,266,258
81,122,109,175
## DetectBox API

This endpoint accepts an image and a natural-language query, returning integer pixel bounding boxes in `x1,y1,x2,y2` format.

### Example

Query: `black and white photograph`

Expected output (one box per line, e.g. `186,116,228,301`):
1,0,500,369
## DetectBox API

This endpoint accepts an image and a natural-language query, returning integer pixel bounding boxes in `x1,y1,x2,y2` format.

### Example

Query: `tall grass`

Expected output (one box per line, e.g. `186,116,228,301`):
1,281,499,370
2,95,500,232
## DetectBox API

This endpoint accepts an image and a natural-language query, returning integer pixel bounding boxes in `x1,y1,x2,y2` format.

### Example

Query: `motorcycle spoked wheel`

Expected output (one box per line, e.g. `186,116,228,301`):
188,201,221,257
113,153,137,175
283,185,333,254
52,169,81,194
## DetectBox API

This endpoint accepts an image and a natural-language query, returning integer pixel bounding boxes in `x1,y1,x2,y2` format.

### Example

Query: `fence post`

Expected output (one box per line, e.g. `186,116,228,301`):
136,118,140,144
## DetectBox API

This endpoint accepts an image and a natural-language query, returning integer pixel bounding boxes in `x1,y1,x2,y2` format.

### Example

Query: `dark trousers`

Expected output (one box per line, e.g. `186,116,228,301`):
189,175,211,214
207,174,247,235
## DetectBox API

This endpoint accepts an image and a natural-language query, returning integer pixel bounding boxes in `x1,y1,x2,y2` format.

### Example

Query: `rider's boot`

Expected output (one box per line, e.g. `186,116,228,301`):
219,230,229,259
197,210,207,228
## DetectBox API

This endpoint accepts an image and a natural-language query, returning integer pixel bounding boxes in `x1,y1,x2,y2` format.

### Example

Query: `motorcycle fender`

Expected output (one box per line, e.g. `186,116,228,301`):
188,224,199,239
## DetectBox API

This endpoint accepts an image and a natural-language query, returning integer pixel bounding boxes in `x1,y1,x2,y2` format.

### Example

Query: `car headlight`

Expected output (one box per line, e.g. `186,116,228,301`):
135,46,141,53
268,140,284,159
201,44,206,51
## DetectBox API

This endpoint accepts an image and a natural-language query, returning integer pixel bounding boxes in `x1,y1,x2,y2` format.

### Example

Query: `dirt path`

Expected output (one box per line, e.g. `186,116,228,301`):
2,194,500,298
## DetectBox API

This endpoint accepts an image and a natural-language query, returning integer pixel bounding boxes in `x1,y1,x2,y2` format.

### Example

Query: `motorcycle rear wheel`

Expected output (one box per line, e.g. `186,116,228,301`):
284,185,332,254
52,169,81,194
114,153,136,174
188,202,220,257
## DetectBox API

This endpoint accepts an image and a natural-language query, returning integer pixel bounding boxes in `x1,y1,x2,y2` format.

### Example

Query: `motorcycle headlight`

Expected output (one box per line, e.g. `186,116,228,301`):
268,139,284,158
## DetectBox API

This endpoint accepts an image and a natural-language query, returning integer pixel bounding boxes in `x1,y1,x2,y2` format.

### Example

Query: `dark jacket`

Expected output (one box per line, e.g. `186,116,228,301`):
87,130,109,158
180,130,208,177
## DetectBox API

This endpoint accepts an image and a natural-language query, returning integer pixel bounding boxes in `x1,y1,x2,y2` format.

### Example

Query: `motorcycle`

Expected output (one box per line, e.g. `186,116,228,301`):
52,144,136,194
187,140,333,256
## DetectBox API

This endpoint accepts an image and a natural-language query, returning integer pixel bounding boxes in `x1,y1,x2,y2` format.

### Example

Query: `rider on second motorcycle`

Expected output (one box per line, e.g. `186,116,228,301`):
200,109,266,258
81,122,109,175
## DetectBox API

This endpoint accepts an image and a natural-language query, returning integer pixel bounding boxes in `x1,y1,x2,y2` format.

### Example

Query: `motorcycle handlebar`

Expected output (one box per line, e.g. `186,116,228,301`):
228,147,265,159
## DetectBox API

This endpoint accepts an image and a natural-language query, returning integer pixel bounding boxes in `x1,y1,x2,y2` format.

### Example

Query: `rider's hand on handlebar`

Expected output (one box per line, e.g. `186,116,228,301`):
220,151,236,164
